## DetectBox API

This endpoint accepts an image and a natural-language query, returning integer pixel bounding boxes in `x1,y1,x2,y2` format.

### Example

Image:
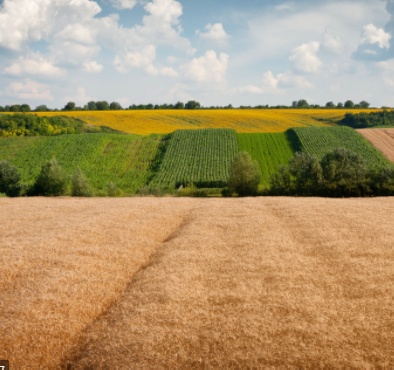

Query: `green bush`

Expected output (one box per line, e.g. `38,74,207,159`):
0,160,21,197
33,159,68,196
228,152,261,196
71,167,91,196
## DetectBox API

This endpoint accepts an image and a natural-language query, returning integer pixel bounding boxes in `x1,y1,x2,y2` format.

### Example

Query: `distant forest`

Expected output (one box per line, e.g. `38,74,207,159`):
0,99,385,112
339,110,394,128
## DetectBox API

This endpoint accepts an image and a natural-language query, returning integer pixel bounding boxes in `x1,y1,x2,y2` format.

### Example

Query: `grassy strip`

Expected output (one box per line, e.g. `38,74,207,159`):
237,132,296,187
0,133,163,194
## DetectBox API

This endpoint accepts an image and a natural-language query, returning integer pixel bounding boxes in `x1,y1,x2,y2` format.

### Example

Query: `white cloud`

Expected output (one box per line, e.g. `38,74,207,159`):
109,0,138,10
197,23,229,44
4,53,65,77
114,45,157,74
50,41,100,66
160,66,178,77
237,85,264,94
361,24,391,49
5,79,53,100
261,70,312,93
0,0,101,50
56,23,96,45
322,27,345,54
289,41,322,73
183,51,229,82
83,61,104,73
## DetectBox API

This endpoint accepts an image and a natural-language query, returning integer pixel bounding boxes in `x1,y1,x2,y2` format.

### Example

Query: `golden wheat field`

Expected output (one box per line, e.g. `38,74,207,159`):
0,197,393,368
35,109,382,134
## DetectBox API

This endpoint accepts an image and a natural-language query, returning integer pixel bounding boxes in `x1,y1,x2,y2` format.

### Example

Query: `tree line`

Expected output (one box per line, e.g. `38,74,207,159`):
339,109,394,129
0,114,118,137
2,148,393,198
1,99,382,113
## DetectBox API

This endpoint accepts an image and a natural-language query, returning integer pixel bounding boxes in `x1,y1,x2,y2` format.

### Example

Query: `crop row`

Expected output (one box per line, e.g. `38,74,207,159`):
0,133,163,193
151,129,238,188
292,126,390,168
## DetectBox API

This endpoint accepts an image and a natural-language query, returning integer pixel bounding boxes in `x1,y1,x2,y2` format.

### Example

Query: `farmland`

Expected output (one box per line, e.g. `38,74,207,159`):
33,109,382,135
0,197,392,368
151,129,238,188
0,133,162,193
238,132,297,187
357,128,394,162
293,126,391,168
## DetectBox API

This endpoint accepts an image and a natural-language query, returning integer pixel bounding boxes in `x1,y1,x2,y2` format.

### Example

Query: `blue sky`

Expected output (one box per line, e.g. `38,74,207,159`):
0,0,393,108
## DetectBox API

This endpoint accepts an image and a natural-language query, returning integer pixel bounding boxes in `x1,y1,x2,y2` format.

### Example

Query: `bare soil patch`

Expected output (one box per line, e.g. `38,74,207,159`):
357,128,394,162
0,197,393,368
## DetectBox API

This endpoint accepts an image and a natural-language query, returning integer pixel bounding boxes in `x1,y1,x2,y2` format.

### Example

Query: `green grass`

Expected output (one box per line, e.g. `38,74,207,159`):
151,129,238,188
237,132,296,187
293,126,391,168
0,133,163,194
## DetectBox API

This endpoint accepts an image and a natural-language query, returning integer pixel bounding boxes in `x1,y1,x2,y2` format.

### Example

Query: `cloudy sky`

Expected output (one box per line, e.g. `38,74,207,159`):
0,0,393,109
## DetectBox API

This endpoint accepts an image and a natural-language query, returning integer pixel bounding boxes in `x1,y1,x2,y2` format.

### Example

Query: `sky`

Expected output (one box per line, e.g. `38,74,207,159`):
0,0,393,109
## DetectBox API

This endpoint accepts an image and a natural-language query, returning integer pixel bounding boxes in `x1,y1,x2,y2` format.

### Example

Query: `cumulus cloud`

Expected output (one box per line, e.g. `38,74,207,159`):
114,45,157,74
290,41,322,73
261,70,312,93
109,0,138,10
322,28,345,54
83,61,104,73
361,24,391,49
197,23,229,44
237,85,264,94
4,53,65,77
0,0,101,50
183,51,229,82
5,79,53,100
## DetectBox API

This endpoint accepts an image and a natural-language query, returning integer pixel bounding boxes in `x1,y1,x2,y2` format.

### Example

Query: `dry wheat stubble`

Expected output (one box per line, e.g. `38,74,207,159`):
0,197,393,368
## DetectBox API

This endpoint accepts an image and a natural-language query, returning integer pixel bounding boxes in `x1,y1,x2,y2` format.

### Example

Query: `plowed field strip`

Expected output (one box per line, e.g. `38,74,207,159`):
61,198,393,368
357,128,394,162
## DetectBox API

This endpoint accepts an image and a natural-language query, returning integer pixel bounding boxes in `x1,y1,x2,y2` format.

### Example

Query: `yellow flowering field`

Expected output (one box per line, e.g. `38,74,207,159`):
35,109,382,135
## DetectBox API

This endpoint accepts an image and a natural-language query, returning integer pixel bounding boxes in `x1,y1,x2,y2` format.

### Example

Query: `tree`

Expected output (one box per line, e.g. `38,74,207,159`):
325,101,335,108
109,102,123,110
359,100,370,108
321,148,367,195
35,105,49,112
20,104,31,112
185,100,201,109
96,101,110,110
288,152,323,195
344,100,354,108
296,99,309,108
228,152,261,196
33,159,68,196
337,102,344,108
71,167,91,196
63,101,76,111
87,101,97,110
174,101,184,109
0,160,21,197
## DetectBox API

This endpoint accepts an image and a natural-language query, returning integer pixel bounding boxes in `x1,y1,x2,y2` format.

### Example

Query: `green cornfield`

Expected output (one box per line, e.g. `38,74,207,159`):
293,126,391,168
151,129,238,188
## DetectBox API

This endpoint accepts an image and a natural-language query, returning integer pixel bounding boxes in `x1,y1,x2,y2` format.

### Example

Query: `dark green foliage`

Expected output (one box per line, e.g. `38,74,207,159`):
0,113,118,137
269,148,394,197
339,110,394,128
152,129,238,189
33,159,68,196
0,160,21,196
71,167,91,196
228,151,261,196
185,100,201,109
63,102,76,111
